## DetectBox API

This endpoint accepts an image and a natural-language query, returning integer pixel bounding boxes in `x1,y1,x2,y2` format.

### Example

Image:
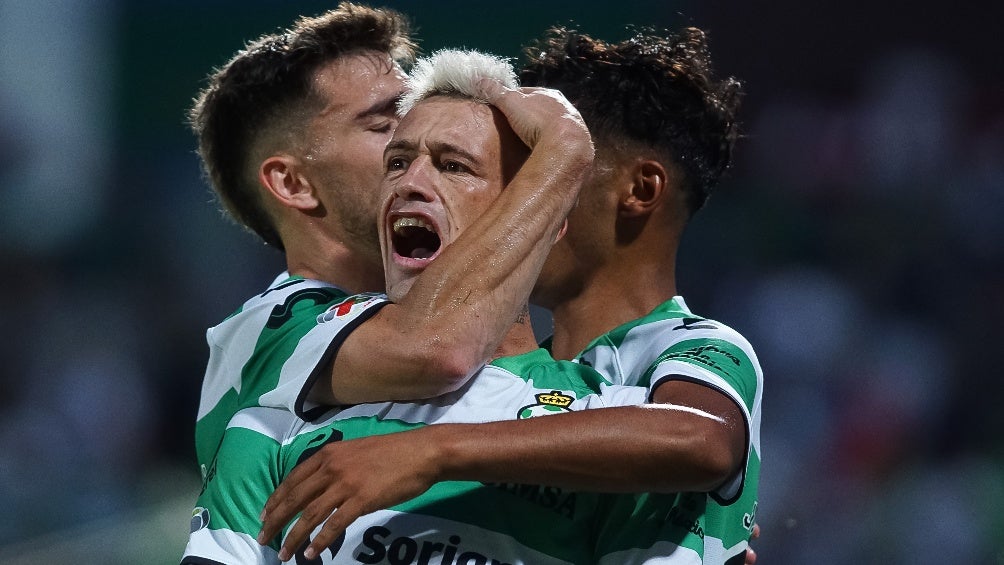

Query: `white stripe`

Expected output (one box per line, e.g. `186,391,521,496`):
197,303,274,421
185,525,279,564
259,295,389,414
290,365,591,435
226,406,298,443
702,535,749,565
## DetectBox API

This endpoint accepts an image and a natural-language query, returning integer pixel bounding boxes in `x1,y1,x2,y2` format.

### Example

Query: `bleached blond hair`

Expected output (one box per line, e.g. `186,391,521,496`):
397,49,518,116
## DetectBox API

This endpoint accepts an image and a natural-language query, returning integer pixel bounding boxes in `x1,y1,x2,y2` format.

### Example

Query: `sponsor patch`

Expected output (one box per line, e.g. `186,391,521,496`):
318,293,384,323
190,507,210,533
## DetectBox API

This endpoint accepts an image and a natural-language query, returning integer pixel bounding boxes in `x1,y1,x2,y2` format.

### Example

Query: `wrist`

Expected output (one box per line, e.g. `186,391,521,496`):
423,423,481,482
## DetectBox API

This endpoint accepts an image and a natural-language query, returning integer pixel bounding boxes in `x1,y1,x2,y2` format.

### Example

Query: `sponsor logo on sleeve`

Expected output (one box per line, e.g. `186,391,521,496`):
318,293,384,324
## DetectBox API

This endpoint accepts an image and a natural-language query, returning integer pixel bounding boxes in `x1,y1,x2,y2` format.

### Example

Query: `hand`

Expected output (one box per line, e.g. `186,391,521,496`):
257,428,442,561
476,80,592,157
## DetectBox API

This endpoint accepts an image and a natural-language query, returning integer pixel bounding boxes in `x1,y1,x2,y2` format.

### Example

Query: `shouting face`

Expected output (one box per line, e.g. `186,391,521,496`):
378,95,528,300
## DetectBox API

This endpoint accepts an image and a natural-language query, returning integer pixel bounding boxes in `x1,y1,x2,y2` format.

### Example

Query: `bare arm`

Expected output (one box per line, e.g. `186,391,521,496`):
316,85,593,405
261,380,746,561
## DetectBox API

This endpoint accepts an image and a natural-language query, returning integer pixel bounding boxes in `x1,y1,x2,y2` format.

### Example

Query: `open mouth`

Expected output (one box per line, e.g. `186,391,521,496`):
391,216,442,260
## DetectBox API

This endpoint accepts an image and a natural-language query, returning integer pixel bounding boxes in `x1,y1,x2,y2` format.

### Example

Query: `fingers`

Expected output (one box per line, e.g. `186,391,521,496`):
474,77,512,105
475,79,589,150
258,458,325,544
297,499,365,561
277,512,320,562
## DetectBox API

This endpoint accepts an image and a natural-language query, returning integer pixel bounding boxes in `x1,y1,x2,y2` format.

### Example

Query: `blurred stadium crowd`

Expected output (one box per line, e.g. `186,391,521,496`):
0,1,1000,562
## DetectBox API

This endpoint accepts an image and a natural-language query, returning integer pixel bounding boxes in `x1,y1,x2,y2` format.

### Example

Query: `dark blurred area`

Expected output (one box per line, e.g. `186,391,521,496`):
0,0,1000,562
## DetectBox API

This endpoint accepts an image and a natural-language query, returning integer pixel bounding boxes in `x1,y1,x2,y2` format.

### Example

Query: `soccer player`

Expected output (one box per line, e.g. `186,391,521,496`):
187,3,591,486
262,26,762,565
184,49,646,564
522,27,761,563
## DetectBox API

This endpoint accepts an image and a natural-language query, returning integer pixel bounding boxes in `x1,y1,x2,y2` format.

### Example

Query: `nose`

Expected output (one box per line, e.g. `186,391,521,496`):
392,156,436,203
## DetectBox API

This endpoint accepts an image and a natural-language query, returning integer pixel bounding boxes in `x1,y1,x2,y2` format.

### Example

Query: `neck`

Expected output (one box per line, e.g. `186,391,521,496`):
491,308,539,360
549,250,677,360
285,239,384,294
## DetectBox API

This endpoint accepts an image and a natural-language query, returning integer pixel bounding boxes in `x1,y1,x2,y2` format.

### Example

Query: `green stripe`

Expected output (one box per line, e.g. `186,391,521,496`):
239,287,349,407
491,349,612,393
195,388,239,474
282,414,599,562
594,491,707,558
705,450,760,547
198,427,281,549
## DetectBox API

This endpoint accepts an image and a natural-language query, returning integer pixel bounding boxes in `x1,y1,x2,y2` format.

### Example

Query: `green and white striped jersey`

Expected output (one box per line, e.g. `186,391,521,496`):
184,309,648,564
578,297,763,564
194,273,387,480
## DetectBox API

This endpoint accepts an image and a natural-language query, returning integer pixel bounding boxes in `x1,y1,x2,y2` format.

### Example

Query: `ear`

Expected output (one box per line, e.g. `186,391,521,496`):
259,155,320,211
619,159,668,218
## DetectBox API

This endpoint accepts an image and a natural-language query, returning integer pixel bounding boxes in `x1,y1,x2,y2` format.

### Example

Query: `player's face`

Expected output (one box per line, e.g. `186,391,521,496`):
297,51,407,261
378,96,527,301
533,152,619,309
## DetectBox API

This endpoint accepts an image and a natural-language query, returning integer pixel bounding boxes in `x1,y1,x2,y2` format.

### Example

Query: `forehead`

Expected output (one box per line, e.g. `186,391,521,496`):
392,96,501,153
312,51,406,113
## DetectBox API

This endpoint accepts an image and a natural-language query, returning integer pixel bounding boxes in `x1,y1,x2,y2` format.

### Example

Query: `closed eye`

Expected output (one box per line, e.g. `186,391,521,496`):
369,120,396,134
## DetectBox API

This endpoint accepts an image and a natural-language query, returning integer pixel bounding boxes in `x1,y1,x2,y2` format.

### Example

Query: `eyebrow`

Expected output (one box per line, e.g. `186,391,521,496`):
383,139,481,166
430,141,480,165
357,91,404,120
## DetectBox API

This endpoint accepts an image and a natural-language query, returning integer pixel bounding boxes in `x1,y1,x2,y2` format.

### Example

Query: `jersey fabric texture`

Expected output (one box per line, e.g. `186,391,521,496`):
579,297,763,565
194,272,387,483
183,292,648,564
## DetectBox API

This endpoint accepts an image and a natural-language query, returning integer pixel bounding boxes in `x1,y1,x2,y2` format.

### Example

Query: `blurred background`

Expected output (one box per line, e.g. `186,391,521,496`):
0,0,1001,562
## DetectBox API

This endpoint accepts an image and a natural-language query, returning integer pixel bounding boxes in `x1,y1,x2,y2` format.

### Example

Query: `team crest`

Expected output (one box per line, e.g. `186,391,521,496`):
190,507,210,533
518,390,574,419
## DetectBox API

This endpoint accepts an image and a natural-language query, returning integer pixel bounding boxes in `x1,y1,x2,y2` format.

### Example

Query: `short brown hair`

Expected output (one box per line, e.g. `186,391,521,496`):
188,3,415,248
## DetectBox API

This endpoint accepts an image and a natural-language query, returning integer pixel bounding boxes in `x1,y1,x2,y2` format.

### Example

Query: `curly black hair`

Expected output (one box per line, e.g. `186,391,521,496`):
188,3,415,249
520,26,742,216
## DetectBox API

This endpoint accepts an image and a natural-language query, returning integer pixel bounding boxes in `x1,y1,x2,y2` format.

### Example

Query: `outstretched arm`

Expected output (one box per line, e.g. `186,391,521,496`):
316,84,593,405
260,380,745,561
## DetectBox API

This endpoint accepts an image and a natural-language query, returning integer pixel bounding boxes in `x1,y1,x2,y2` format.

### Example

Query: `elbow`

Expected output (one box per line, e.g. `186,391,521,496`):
693,445,743,492
686,427,745,492
412,346,483,397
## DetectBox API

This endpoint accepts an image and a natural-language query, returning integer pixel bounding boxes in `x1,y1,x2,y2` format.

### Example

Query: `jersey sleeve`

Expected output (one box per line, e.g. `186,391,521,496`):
253,292,390,419
644,328,763,504
183,409,290,565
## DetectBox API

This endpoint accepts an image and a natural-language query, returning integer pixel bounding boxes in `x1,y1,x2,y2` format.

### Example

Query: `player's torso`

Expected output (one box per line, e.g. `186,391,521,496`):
279,352,613,564
195,275,359,476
